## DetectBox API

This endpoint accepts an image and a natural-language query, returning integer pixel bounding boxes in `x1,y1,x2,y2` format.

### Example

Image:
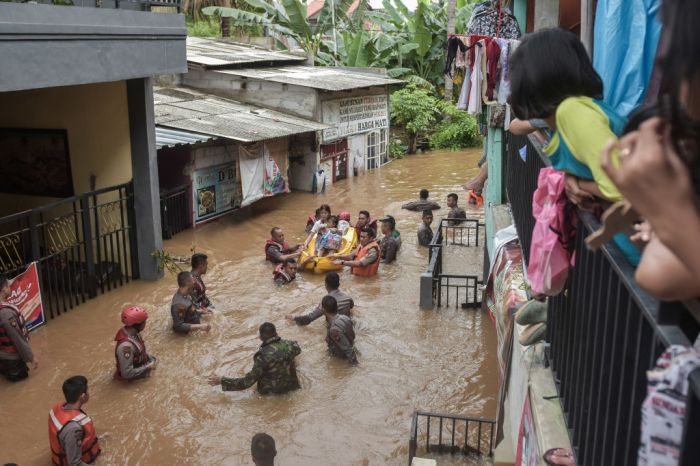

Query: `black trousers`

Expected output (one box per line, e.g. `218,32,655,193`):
0,358,29,381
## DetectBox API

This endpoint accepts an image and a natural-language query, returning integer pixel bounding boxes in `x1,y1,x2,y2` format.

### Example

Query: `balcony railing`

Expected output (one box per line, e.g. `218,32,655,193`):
505,133,700,466
9,0,182,12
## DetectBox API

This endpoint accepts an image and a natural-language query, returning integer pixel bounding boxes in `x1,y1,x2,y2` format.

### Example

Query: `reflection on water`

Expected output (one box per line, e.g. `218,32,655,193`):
0,149,497,465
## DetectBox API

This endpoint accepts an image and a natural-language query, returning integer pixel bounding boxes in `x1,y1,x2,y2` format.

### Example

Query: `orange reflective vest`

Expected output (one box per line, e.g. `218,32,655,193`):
48,402,101,465
0,301,29,356
351,241,380,277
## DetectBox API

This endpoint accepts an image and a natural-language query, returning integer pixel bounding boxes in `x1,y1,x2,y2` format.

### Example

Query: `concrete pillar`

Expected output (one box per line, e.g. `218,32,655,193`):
534,0,559,30
127,77,164,281
419,272,434,310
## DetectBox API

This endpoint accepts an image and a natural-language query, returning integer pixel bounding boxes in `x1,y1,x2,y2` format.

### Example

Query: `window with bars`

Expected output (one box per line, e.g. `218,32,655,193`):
366,129,387,170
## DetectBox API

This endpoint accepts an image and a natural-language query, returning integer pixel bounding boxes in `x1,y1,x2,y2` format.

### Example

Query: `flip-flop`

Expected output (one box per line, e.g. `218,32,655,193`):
519,322,546,346
515,299,547,325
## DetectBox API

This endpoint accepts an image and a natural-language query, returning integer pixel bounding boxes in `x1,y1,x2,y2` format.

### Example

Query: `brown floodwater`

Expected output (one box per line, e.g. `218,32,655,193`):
0,148,498,466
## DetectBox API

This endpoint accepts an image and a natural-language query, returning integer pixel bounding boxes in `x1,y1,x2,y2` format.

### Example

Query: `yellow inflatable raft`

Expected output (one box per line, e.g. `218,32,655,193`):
299,227,358,274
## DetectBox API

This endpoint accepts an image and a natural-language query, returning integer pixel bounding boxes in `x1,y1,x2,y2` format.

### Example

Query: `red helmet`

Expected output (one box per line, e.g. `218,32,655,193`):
339,211,351,221
121,306,148,326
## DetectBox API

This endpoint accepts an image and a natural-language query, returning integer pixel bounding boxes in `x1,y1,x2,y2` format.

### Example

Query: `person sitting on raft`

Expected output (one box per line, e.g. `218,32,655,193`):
332,227,380,276
273,258,298,285
316,215,342,256
303,204,332,249
402,189,441,212
338,211,351,234
265,227,301,264
355,210,377,232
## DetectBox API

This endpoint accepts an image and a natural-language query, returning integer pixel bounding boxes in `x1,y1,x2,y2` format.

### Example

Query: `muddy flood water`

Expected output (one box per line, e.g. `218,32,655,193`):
0,149,498,465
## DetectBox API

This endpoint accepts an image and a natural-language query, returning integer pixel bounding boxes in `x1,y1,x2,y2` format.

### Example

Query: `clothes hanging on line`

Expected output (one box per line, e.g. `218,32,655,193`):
467,1,522,40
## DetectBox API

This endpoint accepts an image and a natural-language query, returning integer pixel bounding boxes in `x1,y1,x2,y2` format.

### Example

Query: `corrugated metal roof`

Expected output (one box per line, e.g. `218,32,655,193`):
213,65,404,91
156,127,217,149
187,37,306,70
154,86,329,143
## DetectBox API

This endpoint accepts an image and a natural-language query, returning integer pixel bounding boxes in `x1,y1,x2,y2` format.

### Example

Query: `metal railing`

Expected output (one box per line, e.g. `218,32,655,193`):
420,218,484,309
9,0,182,12
506,136,700,466
0,183,138,320
160,184,191,239
408,411,497,464
505,132,548,266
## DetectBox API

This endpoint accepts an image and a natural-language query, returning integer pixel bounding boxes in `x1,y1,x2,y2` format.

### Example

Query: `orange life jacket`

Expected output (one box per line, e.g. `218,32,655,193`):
113,327,149,381
351,241,380,277
467,190,484,207
0,301,29,356
265,239,290,263
48,402,101,465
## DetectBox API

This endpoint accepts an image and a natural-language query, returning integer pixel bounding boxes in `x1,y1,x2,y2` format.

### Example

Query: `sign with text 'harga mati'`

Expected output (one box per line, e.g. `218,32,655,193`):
321,95,389,142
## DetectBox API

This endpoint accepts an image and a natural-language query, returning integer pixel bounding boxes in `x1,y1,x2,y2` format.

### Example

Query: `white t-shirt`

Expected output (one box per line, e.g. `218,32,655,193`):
311,219,326,234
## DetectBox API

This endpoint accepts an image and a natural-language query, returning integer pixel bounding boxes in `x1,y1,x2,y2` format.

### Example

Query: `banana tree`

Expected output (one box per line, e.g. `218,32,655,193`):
203,0,355,64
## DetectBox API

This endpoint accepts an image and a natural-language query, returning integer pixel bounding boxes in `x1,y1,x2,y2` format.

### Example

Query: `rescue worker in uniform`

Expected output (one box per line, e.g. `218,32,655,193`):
171,271,211,335
273,258,298,285
265,227,301,264
286,272,354,325
0,274,37,381
322,295,358,365
207,322,301,395
48,375,101,466
332,227,380,276
114,306,156,381
379,215,401,264
190,252,214,310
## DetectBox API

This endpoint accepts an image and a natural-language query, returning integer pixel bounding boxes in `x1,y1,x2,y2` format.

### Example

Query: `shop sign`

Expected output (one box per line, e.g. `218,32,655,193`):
193,162,237,222
321,95,389,141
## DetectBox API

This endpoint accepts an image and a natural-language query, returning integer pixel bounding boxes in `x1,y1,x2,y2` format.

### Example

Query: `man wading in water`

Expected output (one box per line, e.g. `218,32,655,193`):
207,322,301,395
171,271,211,335
286,272,354,325
190,253,214,311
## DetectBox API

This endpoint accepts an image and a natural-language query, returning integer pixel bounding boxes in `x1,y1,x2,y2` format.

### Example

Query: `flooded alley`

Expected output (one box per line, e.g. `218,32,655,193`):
0,149,498,466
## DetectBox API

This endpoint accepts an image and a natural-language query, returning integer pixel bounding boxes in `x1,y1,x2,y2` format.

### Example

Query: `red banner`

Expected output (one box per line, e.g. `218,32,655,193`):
8,262,45,331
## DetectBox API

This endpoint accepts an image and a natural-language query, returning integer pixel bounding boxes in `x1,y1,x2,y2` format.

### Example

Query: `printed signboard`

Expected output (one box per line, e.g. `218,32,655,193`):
321,95,389,142
193,162,237,222
7,262,45,331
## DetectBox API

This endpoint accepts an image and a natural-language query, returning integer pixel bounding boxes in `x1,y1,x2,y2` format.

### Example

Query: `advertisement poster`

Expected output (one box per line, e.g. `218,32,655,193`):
515,391,540,466
193,162,237,222
7,262,45,331
263,140,289,197
321,95,389,142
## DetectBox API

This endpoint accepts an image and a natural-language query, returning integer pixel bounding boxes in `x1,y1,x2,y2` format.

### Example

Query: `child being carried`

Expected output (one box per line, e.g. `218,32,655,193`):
315,215,342,257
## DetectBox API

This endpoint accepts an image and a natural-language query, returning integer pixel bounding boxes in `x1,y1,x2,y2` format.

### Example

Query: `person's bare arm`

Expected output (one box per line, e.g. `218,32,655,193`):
635,236,700,300
508,119,536,135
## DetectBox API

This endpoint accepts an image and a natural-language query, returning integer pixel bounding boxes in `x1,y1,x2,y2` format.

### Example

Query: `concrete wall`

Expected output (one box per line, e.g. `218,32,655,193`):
0,81,132,216
183,71,320,120
534,0,560,30
0,2,187,92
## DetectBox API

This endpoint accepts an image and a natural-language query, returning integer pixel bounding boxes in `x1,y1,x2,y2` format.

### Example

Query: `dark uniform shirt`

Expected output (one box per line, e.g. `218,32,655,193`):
294,289,354,325
327,314,358,364
191,273,211,309
221,337,302,395
401,199,441,211
448,207,467,225
417,222,434,246
171,292,201,334
380,231,401,264
0,306,33,362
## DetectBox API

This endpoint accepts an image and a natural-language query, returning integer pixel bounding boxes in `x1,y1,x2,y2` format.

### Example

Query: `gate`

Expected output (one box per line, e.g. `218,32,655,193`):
0,183,138,320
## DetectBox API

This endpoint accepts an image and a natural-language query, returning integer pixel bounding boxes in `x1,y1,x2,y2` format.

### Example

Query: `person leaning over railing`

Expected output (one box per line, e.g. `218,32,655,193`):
508,27,641,266
600,0,700,300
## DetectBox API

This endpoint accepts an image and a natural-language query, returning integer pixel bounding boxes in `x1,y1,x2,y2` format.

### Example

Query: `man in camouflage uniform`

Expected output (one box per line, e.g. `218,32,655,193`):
207,322,301,395
322,295,358,365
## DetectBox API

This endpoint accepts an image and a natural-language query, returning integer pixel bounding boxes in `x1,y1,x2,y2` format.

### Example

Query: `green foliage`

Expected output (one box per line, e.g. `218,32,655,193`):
187,17,222,37
430,102,482,150
390,84,441,137
151,244,197,275
389,140,407,159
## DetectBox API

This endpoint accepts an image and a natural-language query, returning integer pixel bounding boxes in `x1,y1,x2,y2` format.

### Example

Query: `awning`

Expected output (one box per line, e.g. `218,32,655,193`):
155,127,218,149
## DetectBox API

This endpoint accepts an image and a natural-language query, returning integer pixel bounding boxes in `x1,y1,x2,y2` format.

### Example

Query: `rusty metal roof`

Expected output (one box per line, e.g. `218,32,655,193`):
213,65,403,91
187,37,306,70
154,86,328,143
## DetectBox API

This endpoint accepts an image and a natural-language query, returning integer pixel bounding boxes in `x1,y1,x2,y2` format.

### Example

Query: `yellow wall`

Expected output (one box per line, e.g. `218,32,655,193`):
0,81,132,217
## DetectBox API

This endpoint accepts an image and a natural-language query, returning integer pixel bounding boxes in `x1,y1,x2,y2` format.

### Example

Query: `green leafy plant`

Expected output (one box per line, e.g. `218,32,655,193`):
390,84,441,153
151,244,196,275
430,101,482,150
389,139,407,159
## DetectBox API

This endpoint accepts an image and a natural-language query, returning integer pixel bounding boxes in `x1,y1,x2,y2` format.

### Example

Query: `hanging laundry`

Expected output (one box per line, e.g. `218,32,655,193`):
485,40,501,101
468,41,485,115
467,1,522,40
